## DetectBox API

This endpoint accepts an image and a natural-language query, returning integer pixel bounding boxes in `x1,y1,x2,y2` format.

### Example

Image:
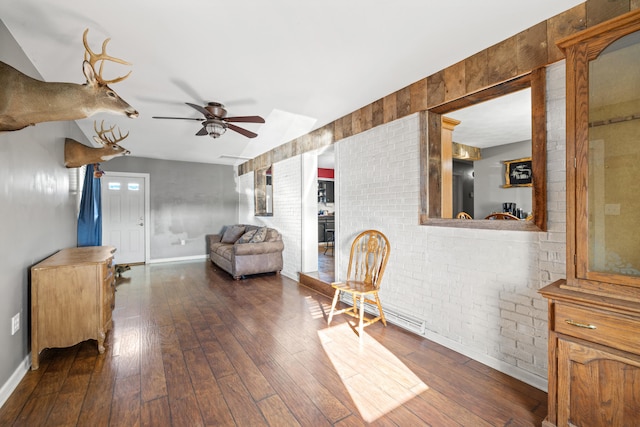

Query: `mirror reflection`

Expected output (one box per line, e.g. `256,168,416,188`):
254,166,273,216
445,88,532,220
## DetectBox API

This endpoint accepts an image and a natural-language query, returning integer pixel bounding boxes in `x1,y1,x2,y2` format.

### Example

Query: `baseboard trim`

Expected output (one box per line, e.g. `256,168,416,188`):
419,329,548,392
0,354,30,409
148,254,207,264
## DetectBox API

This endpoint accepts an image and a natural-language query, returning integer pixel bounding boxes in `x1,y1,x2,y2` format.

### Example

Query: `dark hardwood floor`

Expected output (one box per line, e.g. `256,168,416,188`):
0,260,547,426
318,244,335,282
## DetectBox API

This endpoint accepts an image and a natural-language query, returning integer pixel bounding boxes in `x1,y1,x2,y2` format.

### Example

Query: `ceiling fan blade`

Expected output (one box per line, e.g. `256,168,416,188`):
152,116,203,121
227,123,258,138
185,102,212,118
195,126,208,136
224,115,265,124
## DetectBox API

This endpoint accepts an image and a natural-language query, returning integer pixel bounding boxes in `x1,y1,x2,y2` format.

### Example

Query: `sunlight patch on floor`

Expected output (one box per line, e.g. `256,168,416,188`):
304,295,332,320
318,323,429,423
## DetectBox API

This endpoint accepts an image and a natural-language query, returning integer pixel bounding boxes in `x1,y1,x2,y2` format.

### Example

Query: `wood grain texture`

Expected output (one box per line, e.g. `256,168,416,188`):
516,21,549,72
30,246,116,370
0,261,549,426
443,60,466,103
587,0,630,27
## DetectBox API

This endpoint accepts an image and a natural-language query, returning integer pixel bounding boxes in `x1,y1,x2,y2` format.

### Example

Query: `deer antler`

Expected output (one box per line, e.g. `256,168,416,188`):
82,29,132,85
94,120,130,145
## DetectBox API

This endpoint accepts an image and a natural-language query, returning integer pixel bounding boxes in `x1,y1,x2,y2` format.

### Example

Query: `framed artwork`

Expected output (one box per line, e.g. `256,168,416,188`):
503,157,532,187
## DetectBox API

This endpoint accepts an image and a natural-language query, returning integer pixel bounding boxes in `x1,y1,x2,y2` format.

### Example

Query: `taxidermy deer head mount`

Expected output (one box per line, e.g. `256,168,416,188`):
0,29,138,132
64,120,131,168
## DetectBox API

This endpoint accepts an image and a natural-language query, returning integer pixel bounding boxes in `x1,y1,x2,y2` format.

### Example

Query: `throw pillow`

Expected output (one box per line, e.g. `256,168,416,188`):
249,227,268,243
221,225,246,243
236,229,256,244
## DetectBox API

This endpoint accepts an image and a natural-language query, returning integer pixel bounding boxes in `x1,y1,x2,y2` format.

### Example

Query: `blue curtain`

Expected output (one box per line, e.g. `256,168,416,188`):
77,164,102,247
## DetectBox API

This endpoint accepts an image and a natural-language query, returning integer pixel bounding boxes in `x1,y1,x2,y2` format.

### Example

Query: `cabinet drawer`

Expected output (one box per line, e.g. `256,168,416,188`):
555,303,640,354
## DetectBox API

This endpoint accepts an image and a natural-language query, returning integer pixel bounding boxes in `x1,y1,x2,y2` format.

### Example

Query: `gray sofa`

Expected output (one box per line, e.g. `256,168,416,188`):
206,224,284,280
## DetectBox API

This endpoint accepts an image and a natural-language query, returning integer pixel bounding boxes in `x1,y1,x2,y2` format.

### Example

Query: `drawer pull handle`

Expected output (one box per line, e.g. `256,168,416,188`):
565,319,596,329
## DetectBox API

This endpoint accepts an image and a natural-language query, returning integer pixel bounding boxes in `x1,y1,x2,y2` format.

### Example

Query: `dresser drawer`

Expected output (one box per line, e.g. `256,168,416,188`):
555,303,640,354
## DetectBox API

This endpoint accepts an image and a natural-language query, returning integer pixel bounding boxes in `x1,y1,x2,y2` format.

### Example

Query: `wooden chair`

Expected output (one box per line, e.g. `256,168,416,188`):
484,212,520,220
456,211,472,219
327,230,390,337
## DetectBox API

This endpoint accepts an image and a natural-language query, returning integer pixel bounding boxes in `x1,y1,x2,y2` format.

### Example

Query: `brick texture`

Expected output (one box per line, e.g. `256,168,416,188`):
237,62,567,390
332,62,566,390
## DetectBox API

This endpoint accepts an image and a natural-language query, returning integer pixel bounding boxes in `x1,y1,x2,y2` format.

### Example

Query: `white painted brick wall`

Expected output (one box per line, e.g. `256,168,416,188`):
235,62,567,390
333,63,567,390
238,157,303,280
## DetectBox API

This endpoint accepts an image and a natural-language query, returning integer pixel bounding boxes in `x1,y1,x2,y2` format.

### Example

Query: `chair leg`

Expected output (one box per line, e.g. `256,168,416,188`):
358,294,365,337
328,289,340,325
375,293,387,326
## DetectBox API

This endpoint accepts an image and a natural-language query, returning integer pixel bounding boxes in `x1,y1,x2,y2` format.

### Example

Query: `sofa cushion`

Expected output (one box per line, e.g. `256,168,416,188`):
236,229,257,244
210,242,234,259
221,225,245,243
264,228,279,242
249,227,268,243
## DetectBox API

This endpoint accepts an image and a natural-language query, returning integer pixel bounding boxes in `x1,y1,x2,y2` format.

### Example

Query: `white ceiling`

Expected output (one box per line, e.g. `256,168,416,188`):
0,0,582,166
447,88,532,149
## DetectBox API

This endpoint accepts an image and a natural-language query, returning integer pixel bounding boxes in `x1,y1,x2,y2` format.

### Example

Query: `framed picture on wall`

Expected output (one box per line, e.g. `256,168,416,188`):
503,157,532,187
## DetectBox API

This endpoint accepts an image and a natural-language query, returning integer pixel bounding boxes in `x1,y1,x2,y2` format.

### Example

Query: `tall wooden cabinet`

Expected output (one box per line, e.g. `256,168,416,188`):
31,246,116,370
540,9,640,427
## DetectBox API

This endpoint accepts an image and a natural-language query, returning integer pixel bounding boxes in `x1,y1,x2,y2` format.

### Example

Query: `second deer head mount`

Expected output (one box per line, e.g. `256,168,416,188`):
0,29,138,133
64,120,131,168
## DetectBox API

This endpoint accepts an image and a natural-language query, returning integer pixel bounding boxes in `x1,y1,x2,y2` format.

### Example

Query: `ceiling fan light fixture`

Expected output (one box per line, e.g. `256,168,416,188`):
206,120,226,138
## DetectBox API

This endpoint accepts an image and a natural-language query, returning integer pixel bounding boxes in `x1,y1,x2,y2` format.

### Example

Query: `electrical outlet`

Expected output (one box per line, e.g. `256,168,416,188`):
11,313,20,335
605,204,621,215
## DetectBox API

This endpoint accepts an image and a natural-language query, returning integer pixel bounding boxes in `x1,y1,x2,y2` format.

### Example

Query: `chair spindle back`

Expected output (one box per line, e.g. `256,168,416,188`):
346,230,390,289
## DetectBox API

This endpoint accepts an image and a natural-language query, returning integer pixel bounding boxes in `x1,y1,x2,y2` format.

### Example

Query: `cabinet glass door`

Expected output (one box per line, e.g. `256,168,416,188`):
583,30,640,281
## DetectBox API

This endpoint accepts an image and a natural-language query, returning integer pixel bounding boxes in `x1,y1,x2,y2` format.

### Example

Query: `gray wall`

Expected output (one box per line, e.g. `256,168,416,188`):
474,140,532,219
103,157,238,259
0,21,87,395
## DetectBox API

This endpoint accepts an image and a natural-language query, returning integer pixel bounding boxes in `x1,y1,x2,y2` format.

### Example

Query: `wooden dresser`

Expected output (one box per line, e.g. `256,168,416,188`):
540,282,640,426
540,10,640,427
31,246,116,370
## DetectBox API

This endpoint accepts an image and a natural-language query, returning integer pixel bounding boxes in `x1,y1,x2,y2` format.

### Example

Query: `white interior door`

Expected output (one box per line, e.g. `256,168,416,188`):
101,173,149,264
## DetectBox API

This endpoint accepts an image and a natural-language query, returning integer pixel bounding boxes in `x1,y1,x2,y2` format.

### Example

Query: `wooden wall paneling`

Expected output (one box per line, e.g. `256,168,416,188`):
341,114,353,139
318,124,335,147
360,104,374,133
633,0,640,11
382,92,398,124
487,37,519,85
351,108,363,135
426,111,443,219
587,0,630,27
372,98,384,127
426,70,445,109
531,67,548,232
516,21,549,72
465,50,489,94
419,111,430,223
547,4,587,63
409,78,428,114
444,61,466,103
333,116,344,141
396,86,412,118
273,140,294,164
429,74,532,115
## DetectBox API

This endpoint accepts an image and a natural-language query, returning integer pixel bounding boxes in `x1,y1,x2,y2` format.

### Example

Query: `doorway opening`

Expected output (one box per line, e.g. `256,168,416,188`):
317,146,335,281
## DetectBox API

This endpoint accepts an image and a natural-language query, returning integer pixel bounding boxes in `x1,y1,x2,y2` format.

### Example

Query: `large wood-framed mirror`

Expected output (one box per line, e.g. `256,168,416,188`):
420,68,547,231
254,166,273,216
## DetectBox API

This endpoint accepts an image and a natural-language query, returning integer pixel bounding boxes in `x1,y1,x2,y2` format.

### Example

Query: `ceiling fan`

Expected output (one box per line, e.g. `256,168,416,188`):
152,102,265,139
